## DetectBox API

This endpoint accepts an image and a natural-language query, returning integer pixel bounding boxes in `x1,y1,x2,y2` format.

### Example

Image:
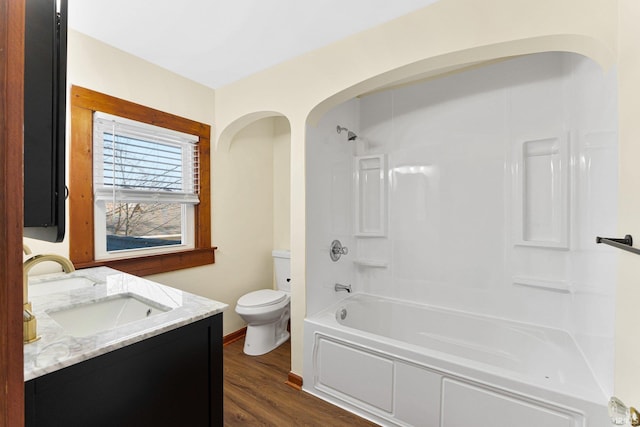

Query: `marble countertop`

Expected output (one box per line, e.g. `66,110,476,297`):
24,266,227,381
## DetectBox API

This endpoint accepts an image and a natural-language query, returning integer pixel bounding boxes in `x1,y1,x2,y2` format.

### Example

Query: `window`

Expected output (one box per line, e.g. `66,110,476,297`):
93,113,199,258
69,86,215,276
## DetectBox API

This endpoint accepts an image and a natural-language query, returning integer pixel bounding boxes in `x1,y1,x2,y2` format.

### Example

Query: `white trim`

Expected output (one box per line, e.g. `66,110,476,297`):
94,112,198,143
94,188,199,204
94,202,195,260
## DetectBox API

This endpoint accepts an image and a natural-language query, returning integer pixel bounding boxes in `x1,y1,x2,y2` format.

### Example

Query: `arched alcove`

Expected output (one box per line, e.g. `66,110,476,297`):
303,51,618,419
216,111,290,152
211,113,292,335
306,35,614,127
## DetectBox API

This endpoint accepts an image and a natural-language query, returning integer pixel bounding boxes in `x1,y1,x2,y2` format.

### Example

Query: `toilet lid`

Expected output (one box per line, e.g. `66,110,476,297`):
237,289,287,308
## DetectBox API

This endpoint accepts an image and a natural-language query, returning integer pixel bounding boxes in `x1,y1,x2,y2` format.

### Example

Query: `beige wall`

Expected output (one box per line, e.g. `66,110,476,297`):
25,29,217,261
213,0,639,405
273,117,292,253
25,31,291,336
616,0,640,402
25,0,640,405
149,117,277,334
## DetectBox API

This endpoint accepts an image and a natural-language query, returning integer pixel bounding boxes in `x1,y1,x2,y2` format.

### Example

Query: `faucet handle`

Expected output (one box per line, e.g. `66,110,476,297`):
330,240,348,262
23,307,40,344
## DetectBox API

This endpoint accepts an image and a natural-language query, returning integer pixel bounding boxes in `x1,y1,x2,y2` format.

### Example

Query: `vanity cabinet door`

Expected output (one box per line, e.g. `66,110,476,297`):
25,314,223,427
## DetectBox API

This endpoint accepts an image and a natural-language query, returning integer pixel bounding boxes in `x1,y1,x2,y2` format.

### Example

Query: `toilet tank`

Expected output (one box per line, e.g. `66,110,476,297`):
272,250,291,293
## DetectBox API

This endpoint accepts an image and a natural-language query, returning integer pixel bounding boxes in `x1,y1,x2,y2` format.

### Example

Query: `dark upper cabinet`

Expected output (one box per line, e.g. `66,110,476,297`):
24,0,67,242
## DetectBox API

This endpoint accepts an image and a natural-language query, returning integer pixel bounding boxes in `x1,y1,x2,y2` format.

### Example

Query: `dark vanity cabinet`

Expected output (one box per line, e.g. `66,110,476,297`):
25,314,223,427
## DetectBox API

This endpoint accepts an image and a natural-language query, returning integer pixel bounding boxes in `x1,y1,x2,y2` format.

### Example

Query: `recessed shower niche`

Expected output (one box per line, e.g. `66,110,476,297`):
354,154,386,237
513,134,570,249
306,51,618,396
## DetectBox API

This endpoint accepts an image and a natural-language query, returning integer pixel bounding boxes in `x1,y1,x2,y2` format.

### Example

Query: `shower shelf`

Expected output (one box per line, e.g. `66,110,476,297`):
596,235,640,255
353,259,388,268
512,276,571,293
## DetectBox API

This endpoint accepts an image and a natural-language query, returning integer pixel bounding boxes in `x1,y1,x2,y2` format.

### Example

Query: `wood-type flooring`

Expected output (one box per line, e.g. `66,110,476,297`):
224,338,378,426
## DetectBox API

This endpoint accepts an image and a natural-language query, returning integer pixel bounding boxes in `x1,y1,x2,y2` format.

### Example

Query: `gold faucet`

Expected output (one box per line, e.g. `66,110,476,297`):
23,254,75,344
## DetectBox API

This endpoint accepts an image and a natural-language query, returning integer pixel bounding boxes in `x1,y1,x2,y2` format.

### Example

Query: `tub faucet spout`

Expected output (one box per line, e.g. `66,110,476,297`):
335,283,351,293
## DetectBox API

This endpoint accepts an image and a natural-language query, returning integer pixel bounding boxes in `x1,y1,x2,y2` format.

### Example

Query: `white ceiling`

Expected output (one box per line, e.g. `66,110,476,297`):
68,0,440,89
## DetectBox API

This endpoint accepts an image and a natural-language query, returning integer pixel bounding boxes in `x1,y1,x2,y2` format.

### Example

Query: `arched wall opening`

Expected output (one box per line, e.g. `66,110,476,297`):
217,111,290,152
307,35,615,126
303,50,618,405
212,114,292,335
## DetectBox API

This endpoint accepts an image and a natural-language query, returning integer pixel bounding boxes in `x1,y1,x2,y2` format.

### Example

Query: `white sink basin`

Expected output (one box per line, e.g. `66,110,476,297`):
30,276,96,297
47,294,170,337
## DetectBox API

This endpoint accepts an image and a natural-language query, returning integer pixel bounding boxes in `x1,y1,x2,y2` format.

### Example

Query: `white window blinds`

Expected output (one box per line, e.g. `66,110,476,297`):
93,112,199,204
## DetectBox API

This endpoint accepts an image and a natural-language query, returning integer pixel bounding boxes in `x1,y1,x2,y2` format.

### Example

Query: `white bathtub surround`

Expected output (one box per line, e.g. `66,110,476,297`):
304,294,608,426
306,99,359,313
24,267,227,381
305,52,617,424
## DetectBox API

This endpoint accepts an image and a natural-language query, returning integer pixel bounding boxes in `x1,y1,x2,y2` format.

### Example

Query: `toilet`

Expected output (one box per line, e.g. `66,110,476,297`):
235,250,291,356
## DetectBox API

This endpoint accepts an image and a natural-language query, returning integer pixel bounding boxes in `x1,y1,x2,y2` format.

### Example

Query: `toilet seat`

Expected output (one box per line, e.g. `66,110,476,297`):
237,289,287,308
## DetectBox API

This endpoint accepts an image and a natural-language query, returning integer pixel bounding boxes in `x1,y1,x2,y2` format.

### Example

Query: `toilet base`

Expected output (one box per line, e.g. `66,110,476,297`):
243,323,290,356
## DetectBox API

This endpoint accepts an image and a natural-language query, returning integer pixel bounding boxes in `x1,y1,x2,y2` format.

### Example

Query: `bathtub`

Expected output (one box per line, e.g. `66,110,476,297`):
303,294,608,427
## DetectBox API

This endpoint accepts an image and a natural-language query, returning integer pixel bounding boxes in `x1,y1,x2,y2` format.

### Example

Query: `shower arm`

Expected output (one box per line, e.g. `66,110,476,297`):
336,125,358,141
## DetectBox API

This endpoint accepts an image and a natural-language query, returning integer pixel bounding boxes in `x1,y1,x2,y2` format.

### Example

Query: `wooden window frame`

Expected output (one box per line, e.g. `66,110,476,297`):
69,85,215,276
1,0,26,423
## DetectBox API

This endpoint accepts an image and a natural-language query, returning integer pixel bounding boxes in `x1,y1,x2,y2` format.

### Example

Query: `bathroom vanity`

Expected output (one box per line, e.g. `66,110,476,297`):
23,267,227,426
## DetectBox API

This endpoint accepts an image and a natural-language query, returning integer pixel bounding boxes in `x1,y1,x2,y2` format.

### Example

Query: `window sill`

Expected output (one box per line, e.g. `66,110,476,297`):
72,247,217,277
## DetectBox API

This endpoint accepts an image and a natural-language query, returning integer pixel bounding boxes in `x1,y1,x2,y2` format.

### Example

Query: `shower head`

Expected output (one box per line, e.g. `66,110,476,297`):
337,125,358,141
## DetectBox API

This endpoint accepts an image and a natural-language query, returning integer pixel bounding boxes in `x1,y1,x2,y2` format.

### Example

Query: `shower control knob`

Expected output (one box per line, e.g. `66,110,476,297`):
330,240,348,262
